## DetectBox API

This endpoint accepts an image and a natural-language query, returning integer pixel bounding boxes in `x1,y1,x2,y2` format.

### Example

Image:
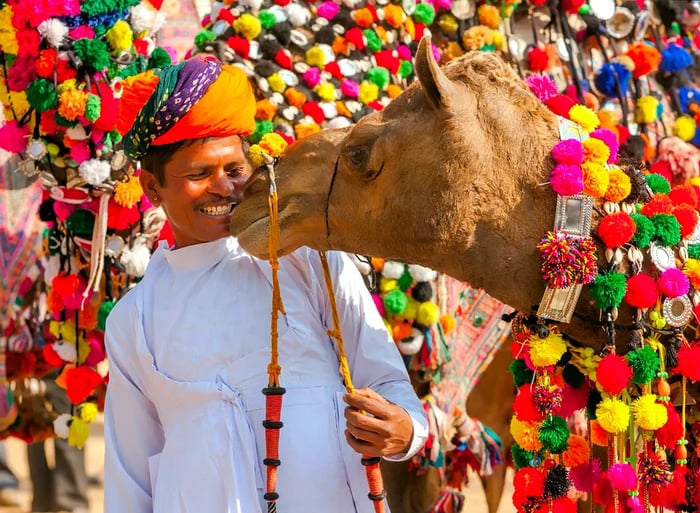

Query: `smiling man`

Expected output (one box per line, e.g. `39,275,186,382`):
104,55,427,513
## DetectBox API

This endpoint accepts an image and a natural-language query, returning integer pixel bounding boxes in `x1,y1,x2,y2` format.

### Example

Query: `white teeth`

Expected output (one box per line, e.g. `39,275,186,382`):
201,204,232,216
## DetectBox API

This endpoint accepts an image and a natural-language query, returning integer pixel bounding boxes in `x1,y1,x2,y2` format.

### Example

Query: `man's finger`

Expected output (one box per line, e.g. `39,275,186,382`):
344,408,390,436
344,430,381,457
343,392,391,419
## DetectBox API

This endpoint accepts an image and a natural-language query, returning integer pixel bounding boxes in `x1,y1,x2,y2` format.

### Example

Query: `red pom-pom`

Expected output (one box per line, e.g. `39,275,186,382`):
513,384,545,422
650,161,673,182
513,467,546,497
665,469,688,508
672,204,698,238
302,101,326,124
274,49,292,70
324,60,343,80
623,273,659,309
65,366,104,404
675,344,700,381
654,402,683,449
527,47,549,72
368,100,384,111
546,94,576,118
374,50,401,74
107,199,141,231
91,81,119,133
640,193,673,217
345,27,365,50
669,185,698,207
227,36,250,58
596,354,632,395
561,0,585,14
52,272,80,297
598,212,636,248
593,473,613,505
42,344,64,368
216,8,235,24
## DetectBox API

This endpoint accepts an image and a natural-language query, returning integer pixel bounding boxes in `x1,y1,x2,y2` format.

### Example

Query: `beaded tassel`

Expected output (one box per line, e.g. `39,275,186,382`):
319,251,386,513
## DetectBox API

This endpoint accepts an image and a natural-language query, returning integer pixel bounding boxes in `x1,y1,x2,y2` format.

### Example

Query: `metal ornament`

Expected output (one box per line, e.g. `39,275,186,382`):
687,219,700,244
634,11,650,41
538,285,583,323
105,235,126,259
26,139,47,160
649,244,676,271
17,159,39,177
606,7,635,39
531,6,552,31
508,36,526,60
589,0,616,21
110,150,129,171
662,296,693,328
450,0,474,20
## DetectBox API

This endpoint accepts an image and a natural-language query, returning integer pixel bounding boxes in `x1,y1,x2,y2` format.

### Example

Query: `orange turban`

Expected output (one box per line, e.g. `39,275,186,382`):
117,55,256,159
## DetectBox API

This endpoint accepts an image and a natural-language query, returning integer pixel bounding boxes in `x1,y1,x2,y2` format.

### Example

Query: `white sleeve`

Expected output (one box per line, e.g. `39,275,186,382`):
103,303,164,513
316,251,428,461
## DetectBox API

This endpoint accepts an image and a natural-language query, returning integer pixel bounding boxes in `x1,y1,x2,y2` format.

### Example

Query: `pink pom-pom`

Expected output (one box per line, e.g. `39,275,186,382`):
550,164,584,195
624,273,659,309
558,381,590,418
525,74,558,102
53,202,77,222
656,268,690,298
372,293,385,317
0,121,30,153
340,79,359,98
626,495,644,513
69,140,91,163
607,463,637,491
84,336,106,366
62,276,90,310
551,139,584,165
69,25,94,40
396,45,412,61
302,67,321,88
317,1,339,19
596,353,632,395
590,128,619,164
570,459,602,493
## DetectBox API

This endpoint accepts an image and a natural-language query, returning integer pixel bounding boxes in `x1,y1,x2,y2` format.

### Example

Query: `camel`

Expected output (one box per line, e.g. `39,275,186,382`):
230,36,616,348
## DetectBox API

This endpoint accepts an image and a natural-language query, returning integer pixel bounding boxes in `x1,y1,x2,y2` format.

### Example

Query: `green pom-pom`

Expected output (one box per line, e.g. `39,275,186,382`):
631,213,654,248
367,67,390,90
652,213,681,246
646,174,671,194
383,289,408,315
511,444,536,469
148,47,172,70
414,2,436,24
73,38,111,71
538,415,570,454
248,120,274,143
562,364,585,388
84,93,101,122
363,29,382,53
589,271,627,310
54,111,75,127
398,60,413,79
26,79,58,112
259,10,277,29
510,359,534,387
626,346,660,385
397,267,413,292
194,30,217,50
689,244,700,259
586,387,602,420
110,130,122,144
97,300,117,332
65,210,95,237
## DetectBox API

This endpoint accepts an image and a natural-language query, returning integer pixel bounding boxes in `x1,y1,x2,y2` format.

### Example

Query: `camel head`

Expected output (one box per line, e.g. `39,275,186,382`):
231,37,560,288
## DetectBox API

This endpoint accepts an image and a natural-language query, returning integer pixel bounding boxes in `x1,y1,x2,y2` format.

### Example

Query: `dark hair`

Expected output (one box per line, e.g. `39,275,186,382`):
139,135,249,185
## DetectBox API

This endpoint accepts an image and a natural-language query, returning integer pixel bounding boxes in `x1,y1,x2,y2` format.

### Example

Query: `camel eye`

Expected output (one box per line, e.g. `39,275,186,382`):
345,145,370,169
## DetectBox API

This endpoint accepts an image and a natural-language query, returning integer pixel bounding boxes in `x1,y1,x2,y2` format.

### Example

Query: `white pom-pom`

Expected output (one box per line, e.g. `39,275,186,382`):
52,341,77,363
382,261,405,280
38,19,69,47
285,4,310,26
408,264,437,283
42,255,62,283
326,117,352,129
130,4,167,35
120,241,151,278
78,159,111,186
397,329,424,355
53,413,72,439
66,124,88,140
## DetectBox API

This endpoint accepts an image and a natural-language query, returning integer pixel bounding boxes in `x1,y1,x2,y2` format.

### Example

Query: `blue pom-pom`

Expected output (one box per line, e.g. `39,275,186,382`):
594,62,631,98
660,43,693,73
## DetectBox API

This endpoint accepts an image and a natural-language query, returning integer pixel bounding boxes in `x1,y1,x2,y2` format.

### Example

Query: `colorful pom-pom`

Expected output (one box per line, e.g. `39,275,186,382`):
623,273,659,310
596,354,632,395
597,212,636,248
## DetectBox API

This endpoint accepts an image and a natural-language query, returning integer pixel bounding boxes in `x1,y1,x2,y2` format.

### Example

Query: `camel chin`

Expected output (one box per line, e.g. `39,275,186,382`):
230,214,272,259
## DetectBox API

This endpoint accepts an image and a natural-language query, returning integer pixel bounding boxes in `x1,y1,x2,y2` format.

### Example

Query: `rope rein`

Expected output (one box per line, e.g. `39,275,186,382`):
263,154,386,512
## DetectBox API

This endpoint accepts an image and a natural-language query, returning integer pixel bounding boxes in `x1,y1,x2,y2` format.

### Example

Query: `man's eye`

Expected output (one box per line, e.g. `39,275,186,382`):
187,171,208,180
226,167,246,177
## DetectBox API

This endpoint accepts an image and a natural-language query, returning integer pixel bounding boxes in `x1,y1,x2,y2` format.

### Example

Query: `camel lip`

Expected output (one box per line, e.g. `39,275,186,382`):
230,213,270,238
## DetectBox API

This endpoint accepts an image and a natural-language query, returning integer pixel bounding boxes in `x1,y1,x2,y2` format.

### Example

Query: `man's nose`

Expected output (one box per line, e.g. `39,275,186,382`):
209,169,235,197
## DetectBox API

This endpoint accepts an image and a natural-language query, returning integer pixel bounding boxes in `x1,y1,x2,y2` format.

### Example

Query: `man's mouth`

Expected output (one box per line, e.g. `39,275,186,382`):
199,203,235,216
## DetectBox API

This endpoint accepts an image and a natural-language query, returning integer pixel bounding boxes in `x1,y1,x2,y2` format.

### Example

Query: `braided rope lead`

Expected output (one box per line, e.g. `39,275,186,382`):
318,251,387,513
265,155,286,511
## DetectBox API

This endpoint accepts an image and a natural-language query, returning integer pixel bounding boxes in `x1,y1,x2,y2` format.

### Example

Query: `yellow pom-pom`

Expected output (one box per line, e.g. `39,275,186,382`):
569,105,600,132
477,3,500,29
114,174,144,209
582,162,609,198
248,145,266,168
359,81,379,105
583,138,611,165
684,259,700,289
674,115,697,142
259,133,288,158
49,320,61,339
379,277,398,293
315,82,336,103
462,25,493,51
79,403,98,423
632,394,668,431
510,417,543,452
605,166,632,203
440,314,456,335
438,13,459,34
267,73,286,93
417,301,440,326
636,95,659,124
67,416,90,449
492,31,505,52
233,13,262,40
595,396,629,433
306,46,326,67
60,321,77,343
294,122,321,140
105,19,133,53
58,89,87,121
528,331,567,367
402,296,420,321
562,434,590,468
0,6,18,54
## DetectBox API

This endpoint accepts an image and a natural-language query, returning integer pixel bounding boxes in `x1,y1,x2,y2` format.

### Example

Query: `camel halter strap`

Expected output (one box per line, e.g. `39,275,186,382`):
263,154,386,513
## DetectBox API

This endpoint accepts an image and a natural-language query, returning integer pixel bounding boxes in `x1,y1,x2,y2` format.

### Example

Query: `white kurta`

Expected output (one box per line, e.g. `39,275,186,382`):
103,237,427,513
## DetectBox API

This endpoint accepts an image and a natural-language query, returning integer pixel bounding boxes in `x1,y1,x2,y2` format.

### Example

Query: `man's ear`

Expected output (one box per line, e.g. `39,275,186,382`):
139,169,161,205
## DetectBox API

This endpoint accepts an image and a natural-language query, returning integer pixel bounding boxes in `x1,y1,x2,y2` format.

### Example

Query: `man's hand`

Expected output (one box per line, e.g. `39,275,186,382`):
343,388,414,458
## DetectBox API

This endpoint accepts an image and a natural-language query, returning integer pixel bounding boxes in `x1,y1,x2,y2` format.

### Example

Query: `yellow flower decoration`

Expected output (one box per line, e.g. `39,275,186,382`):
114,174,144,209
60,321,77,343
233,14,262,40
510,417,543,452
105,20,133,53
462,25,493,51
0,5,18,55
529,331,567,367
79,403,98,423
259,133,288,158
305,46,326,67
583,138,610,165
248,145,266,169
582,162,609,198
685,258,700,289
632,394,668,431
569,105,600,132
315,82,336,103
58,89,87,121
595,396,629,433
636,95,659,124
605,166,632,203
267,73,286,94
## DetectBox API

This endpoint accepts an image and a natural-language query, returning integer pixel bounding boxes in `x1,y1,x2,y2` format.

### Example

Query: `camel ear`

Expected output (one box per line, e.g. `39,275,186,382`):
415,36,456,111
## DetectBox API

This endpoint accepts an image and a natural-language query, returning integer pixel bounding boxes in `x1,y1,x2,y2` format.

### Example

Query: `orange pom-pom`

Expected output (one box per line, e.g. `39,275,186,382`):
626,43,661,78
562,434,590,468
669,185,698,207
640,194,673,217
590,420,609,446
440,314,456,335
597,211,636,248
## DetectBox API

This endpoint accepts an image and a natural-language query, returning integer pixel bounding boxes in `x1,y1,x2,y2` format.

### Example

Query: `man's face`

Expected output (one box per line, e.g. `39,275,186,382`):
141,135,250,248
